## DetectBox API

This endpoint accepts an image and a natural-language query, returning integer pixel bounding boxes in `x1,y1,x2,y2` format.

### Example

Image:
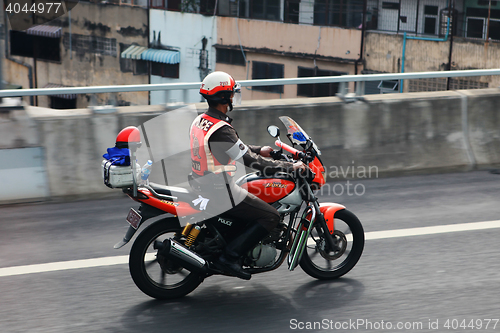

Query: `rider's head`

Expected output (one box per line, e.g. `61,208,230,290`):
200,71,241,112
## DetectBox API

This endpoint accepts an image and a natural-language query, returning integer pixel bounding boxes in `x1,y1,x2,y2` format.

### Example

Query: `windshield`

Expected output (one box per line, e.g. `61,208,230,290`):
279,116,321,155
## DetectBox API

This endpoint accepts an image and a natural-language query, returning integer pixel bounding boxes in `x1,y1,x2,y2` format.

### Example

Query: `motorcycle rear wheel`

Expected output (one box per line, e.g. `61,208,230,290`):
129,220,203,299
300,209,364,280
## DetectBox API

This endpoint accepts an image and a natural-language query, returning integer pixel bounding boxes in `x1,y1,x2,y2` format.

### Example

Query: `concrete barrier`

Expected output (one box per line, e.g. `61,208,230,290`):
1,89,499,203
460,89,500,168
233,91,474,178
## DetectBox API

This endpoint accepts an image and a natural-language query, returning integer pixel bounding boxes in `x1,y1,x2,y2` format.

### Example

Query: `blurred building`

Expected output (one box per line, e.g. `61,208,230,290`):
363,0,500,93
147,0,364,104
3,0,149,108
3,0,500,106
147,10,216,104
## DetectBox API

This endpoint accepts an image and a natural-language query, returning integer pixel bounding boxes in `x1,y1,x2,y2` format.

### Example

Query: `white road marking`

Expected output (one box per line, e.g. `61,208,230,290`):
1,220,500,278
0,252,157,278
0,255,129,278
364,220,500,240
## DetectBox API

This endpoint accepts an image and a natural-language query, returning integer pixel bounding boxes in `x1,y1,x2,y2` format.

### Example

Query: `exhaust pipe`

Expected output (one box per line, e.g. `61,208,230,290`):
159,239,207,273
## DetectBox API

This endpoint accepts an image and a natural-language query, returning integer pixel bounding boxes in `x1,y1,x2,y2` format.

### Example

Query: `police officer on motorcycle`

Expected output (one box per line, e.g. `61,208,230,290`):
189,71,307,280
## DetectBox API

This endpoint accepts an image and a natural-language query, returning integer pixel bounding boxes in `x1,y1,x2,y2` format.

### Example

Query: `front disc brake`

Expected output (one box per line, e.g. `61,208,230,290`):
318,230,347,260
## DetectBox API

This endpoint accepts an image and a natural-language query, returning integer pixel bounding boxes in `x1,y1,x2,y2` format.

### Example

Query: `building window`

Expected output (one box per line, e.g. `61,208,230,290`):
120,43,134,73
314,0,364,28
199,0,217,14
120,44,149,75
122,58,149,75
10,31,61,62
297,67,346,97
50,97,77,109
424,5,439,34
93,36,117,56
252,0,281,21
478,0,498,6
409,78,488,92
134,60,149,75
381,1,399,10
466,17,485,38
377,80,399,93
284,0,300,23
252,61,284,93
63,33,117,57
216,48,246,66
149,0,181,10
489,19,500,40
151,62,179,78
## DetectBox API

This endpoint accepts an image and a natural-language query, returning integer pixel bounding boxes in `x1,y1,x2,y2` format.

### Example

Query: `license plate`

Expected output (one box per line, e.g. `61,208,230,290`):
126,208,142,229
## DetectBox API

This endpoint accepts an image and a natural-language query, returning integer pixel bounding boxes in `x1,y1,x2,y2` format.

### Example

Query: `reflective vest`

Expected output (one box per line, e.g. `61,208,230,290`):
190,113,237,177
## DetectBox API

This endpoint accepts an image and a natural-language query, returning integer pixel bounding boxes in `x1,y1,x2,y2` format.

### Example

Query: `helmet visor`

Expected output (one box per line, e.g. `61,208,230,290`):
233,83,242,106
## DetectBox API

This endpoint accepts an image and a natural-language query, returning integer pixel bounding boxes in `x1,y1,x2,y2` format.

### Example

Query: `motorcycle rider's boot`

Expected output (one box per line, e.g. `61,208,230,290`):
217,223,269,280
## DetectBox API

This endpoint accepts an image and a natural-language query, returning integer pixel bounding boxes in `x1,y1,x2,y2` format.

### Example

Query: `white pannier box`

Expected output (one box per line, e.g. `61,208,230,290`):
102,159,141,188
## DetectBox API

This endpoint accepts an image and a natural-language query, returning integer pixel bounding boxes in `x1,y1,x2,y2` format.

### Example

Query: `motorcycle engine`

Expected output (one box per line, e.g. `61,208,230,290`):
248,243,277,268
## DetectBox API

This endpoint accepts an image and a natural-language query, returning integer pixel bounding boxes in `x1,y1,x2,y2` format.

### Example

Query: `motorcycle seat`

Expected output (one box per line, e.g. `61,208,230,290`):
147,182,198,203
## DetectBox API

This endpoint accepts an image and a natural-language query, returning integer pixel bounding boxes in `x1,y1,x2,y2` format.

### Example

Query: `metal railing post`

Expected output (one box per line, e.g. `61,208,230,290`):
164,90,170,104
356,81,365,96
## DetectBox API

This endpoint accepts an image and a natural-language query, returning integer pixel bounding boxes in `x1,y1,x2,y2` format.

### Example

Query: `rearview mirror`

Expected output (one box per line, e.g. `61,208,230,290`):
267,125,280,138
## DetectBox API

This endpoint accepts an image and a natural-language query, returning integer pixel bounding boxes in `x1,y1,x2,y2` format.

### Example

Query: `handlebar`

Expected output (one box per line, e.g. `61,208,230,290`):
271,141,316,181
274,140,305,160
269,149,283,160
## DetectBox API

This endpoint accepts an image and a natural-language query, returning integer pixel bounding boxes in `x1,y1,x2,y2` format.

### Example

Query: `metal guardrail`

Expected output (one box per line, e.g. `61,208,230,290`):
1,69,500,98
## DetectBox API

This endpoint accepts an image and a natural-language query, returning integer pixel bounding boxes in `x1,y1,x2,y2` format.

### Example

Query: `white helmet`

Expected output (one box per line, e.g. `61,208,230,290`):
200,71,241,110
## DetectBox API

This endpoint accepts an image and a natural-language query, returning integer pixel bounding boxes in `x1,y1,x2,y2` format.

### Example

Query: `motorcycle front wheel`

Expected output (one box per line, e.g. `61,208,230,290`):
129,220,203,300
300,209,364,280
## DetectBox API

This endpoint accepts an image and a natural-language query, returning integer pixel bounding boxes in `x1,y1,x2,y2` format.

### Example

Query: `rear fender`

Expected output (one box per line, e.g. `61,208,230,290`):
114,205,180,249
319,203,346,234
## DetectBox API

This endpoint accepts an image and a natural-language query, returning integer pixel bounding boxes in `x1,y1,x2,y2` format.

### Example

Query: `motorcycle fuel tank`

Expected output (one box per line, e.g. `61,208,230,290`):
238,173,296,203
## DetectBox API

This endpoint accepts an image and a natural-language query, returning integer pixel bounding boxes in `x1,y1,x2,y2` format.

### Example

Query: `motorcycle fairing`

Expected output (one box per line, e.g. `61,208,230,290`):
236,172,296,204
279,116,321,155
274,140,326,188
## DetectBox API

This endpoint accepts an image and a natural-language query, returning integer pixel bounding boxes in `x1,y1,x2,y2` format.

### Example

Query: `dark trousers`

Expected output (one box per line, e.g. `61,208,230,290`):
220,193,281,232
190,173,280,232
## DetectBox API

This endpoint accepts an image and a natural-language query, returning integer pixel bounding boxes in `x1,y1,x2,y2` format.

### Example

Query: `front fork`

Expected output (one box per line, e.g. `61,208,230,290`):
287,203,316,271
287,179,338,271
302,177,338,252
311,200,338,251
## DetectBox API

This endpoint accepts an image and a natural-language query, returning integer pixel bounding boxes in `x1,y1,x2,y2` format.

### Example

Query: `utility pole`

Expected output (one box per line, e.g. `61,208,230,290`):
32,4,38,106
446,0,454,90
484,0,492,68
0,0,4,104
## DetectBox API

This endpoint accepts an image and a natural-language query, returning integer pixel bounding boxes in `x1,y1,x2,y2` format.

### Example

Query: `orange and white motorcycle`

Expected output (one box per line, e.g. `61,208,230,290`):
105,116,364,299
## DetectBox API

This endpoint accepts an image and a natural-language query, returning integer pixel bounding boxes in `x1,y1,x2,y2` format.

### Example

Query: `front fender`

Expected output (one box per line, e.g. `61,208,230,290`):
319,203,346,234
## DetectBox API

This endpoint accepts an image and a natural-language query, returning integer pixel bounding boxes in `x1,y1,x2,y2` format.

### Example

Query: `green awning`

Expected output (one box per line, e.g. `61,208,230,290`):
121,45,148,60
